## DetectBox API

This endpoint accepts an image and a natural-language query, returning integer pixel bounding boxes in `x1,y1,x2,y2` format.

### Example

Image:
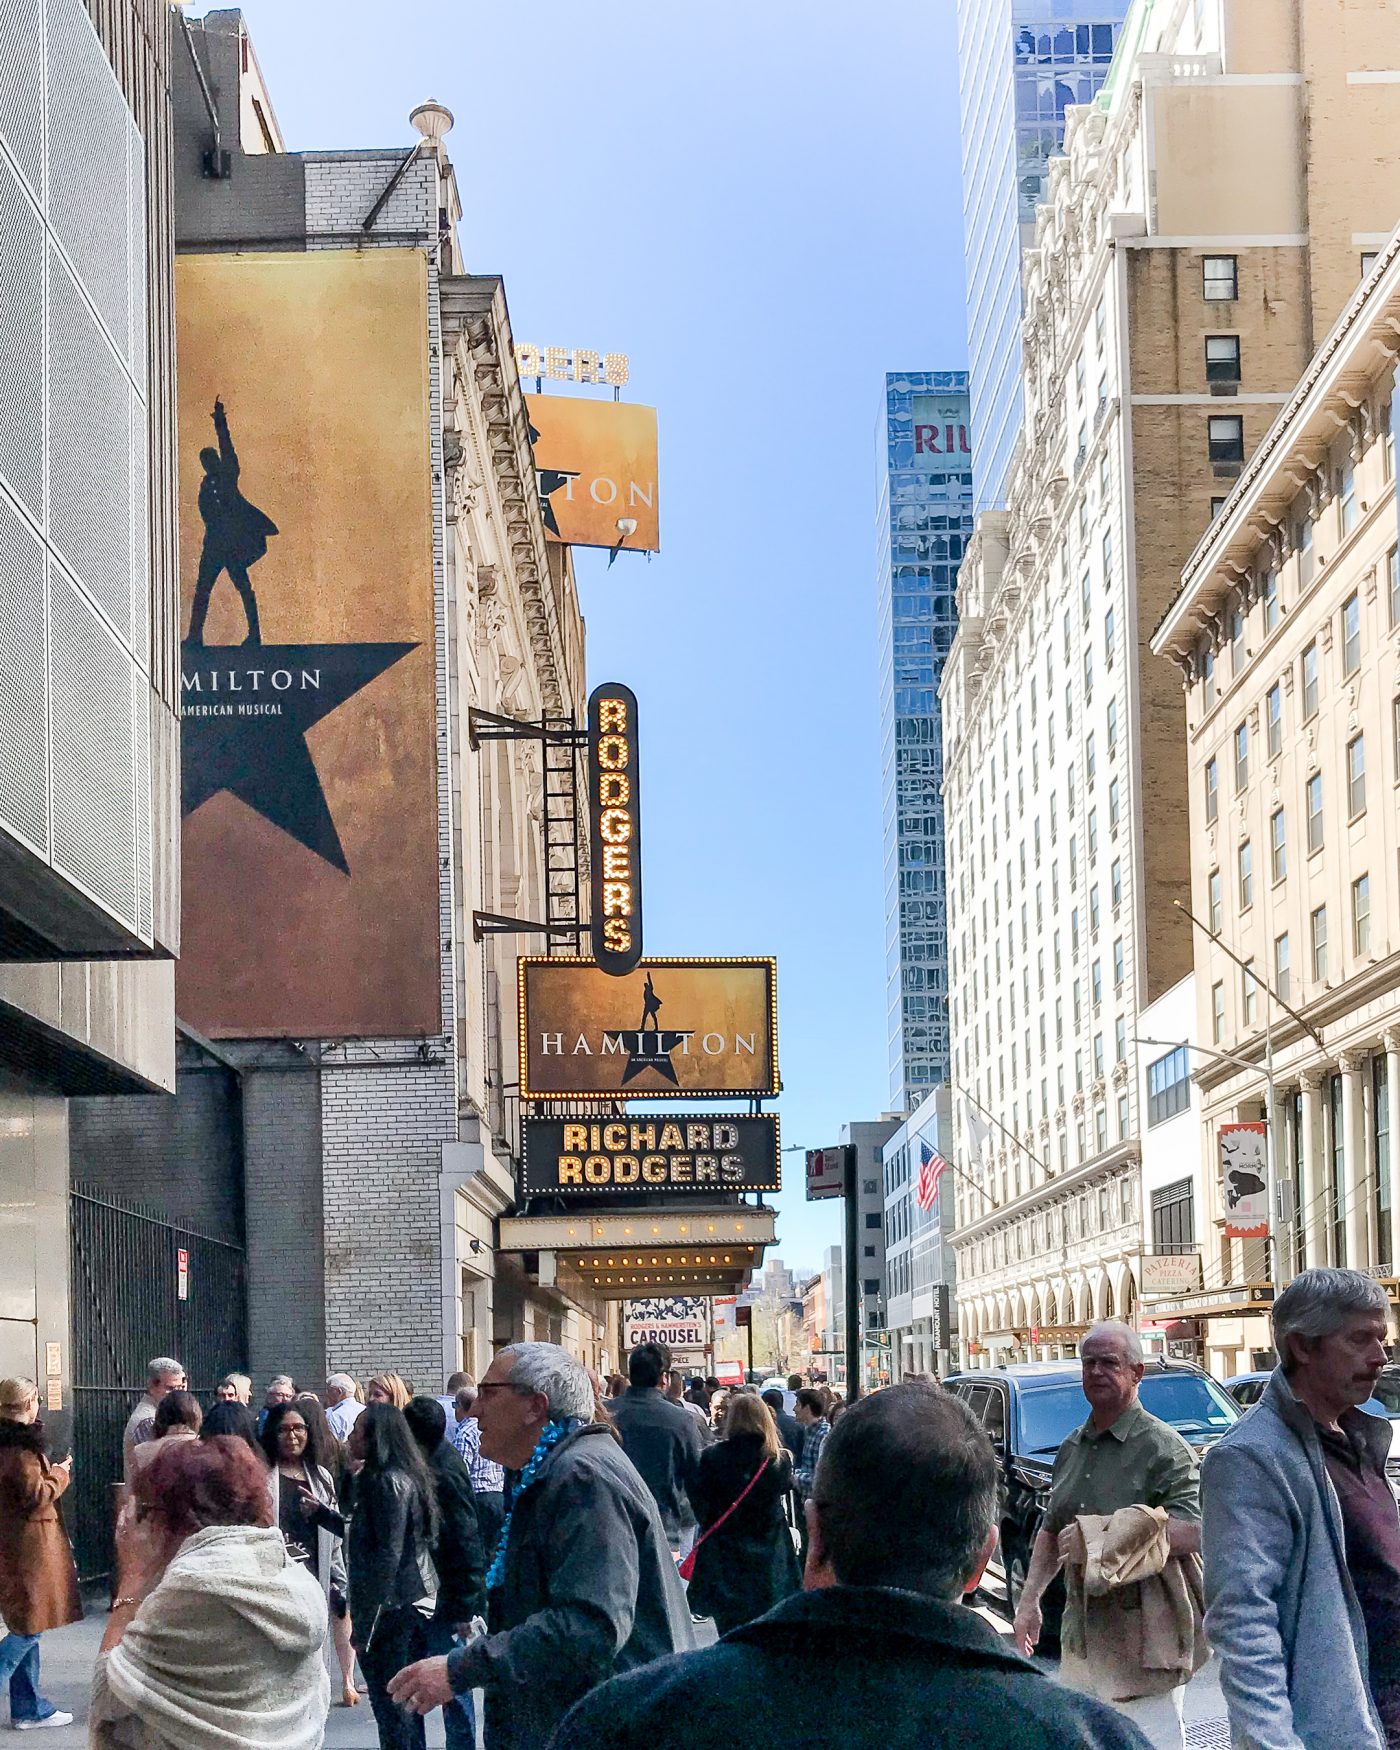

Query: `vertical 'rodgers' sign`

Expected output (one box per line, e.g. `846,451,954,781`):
588,682,642,974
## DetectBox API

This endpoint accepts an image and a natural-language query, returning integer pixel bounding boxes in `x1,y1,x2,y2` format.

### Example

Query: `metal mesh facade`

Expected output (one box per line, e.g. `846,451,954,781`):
0,0,153,944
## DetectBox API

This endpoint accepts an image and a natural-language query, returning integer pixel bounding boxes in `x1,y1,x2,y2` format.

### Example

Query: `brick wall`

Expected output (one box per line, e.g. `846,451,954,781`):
70,1061,243,1243
320,1051,456,1384
241,1063,325,1391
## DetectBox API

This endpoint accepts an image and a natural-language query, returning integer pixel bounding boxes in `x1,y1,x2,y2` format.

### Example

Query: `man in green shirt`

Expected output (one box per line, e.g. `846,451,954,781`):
1013,1321,1201,1749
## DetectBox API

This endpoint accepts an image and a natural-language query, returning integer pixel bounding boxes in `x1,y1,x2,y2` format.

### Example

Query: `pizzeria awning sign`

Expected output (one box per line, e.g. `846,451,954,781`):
1221,1121,1269,1239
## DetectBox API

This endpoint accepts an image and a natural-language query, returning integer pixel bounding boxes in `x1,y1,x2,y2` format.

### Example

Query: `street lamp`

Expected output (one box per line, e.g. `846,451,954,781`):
1133,1034,1286,1290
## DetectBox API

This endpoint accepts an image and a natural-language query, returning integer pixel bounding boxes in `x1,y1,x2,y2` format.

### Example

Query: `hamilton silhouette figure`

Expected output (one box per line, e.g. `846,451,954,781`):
639,973,662,1032
187,398,278,645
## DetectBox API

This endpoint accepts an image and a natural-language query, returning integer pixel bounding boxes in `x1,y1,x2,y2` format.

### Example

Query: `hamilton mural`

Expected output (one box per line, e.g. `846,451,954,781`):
175,250,440,1039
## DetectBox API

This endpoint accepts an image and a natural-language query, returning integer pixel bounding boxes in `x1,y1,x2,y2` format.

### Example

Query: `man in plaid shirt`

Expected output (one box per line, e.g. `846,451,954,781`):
452,1383,507,1561
793,1388,831,1565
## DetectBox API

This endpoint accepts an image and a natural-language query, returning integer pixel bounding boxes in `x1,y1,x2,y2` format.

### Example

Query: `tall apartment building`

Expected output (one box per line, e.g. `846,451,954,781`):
878,372,972,1111
0,0,178,1443
942,0,1400,1368
957,0,1125,511
1152,234,1400,1376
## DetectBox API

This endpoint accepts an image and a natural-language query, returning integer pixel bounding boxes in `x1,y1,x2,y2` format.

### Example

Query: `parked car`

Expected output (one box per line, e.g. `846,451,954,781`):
1223,1369,1271,1409
944,1360,1240,1633
1228,1363,1400,1493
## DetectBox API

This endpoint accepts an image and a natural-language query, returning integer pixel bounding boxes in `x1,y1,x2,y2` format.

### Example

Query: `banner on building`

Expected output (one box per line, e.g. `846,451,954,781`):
518,957,778,1099
525,394,659,552
175,250,439,1038
1220,1121,1270,1238
1140,1253,1204,1295
623,1296,709,1354
520,1114,779,1196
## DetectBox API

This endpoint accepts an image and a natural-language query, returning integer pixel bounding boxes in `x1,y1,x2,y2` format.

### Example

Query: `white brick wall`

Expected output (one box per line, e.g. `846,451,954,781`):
307,149,463,1386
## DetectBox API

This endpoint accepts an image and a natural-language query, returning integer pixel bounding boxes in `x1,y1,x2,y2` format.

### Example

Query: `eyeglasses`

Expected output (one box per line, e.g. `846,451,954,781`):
476,1382,533,1398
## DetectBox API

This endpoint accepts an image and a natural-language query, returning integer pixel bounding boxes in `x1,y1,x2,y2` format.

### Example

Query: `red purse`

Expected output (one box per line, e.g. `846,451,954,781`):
678,1457,770,1580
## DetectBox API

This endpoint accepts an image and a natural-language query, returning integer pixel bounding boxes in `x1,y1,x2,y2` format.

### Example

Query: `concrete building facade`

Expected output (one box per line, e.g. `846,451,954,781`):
1153,228,1400,1370
942,0,1400,1368
881,1087,958,1377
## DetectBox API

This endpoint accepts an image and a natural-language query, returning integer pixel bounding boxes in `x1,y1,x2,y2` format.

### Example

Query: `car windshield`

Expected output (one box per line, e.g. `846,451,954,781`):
1139,1372,1239,1439
1015,1371,1239,1455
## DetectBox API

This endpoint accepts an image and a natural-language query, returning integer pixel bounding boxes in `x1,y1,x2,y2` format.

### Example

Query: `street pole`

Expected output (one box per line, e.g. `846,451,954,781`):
843,1142,861,1400
746,1309,754,1378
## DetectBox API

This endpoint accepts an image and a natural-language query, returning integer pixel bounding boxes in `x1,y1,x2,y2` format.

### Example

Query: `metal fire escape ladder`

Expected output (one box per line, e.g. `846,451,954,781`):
542,710,584,958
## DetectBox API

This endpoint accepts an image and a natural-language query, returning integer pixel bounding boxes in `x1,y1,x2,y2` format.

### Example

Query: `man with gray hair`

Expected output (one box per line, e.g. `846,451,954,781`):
1015,1321,1202,1747
1203,1267,1396,1748
323,1371,363,1441
388,1341,692,1750
121,1355,185,1478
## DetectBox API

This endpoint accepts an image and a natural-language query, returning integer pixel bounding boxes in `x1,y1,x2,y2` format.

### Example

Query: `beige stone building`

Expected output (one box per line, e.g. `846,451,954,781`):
1153,227,1400,1372
942,0,1400,1367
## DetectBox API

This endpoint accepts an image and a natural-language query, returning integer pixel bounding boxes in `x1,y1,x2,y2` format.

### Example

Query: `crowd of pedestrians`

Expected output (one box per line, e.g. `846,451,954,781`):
1,1266,1398,1746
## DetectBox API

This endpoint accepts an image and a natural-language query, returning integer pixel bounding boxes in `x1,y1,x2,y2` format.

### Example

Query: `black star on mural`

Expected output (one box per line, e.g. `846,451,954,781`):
602,1028,692,1087
180,641,417,874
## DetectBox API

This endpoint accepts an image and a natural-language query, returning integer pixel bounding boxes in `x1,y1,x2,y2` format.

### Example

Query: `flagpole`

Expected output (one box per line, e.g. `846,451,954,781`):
949,1079,1048,1179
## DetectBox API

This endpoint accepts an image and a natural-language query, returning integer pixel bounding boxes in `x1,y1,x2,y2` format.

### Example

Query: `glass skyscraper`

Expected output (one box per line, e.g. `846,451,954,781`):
878,373,973,1112
958,0,1125,511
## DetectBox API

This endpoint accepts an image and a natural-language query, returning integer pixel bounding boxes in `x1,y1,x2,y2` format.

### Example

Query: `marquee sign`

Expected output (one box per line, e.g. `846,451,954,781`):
588,683,641,974
518,957,778,1100
624,1297,709,1352
520,1114,780,1196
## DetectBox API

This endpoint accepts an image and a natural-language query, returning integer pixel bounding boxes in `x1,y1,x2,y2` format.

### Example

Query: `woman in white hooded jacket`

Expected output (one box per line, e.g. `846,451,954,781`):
90,1433,329,1750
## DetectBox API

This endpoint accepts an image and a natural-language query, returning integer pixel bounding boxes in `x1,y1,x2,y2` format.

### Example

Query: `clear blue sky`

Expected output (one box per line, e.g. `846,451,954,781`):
236,1,968,1274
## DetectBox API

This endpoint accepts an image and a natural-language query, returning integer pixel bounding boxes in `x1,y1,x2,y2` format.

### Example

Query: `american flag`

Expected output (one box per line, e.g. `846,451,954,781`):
915,1139,948,1211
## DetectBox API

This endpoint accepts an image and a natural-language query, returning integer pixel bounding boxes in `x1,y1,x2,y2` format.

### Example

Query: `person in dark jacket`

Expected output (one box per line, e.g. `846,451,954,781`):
608,1342,704,1550
403,1397,486,1750
347,1403,440,1750
760,1388,803,1462
687,1393,800,1634
547,1382,1149,1750
389,1342,693,1750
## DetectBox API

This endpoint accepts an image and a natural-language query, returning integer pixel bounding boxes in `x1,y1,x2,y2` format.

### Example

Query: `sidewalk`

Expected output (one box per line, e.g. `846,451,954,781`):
18,1607,451,1748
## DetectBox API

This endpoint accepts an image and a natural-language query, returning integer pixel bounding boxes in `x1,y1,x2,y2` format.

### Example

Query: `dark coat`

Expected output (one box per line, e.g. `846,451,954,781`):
686,1434,801,1634
771,1409,804,1464
423,1436,486,1626
0,1420,82,1636
547,1586,1151,1750
447,1421,693,1750
608,1385,704,1541
346,1466,437,1636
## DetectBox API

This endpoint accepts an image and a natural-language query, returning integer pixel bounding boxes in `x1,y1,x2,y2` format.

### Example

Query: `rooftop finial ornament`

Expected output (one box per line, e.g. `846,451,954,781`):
409,99,454,146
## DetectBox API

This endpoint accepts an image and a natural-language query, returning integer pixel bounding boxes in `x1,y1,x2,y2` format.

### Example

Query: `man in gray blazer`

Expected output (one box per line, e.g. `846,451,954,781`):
1201,1268,1397,1749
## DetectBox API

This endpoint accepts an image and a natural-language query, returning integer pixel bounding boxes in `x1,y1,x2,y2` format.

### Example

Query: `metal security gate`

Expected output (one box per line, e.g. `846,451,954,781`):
69,1183,247,1580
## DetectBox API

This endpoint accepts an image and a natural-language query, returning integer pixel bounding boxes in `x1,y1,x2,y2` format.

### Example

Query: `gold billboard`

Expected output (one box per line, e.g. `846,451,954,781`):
518,958,778,1099
525,395,659,552
175,250,440,1038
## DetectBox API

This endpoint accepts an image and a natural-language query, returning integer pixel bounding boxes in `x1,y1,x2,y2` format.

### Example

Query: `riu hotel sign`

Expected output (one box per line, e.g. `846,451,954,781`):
588,682,642,975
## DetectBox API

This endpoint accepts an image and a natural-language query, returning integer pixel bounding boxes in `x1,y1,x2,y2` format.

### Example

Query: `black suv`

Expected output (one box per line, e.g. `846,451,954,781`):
943,1360,1240,1630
